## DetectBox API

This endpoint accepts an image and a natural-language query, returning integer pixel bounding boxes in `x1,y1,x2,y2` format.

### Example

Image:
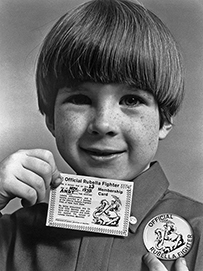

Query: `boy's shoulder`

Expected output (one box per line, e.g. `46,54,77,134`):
165,189,203,206
162,189,203,218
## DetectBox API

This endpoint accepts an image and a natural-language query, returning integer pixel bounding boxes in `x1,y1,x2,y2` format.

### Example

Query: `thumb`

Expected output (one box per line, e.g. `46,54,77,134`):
51,167,62,188
175,258,189,271
143,253,167,271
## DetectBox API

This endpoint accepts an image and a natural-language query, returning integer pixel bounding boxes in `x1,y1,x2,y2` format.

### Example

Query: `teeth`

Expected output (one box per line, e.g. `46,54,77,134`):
83,148,124,156
91,151,112,156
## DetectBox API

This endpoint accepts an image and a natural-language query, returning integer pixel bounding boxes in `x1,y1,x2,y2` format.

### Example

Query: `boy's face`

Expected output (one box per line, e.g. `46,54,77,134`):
48,83,171,180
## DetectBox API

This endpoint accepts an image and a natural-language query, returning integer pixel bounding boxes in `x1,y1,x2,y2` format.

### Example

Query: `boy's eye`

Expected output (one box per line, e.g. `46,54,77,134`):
64,94,91,105
120,95,144,107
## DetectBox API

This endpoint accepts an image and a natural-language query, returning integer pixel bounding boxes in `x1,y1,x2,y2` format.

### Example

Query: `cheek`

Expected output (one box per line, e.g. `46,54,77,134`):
141,113,160,149
127,112,160,150
54,108,87,142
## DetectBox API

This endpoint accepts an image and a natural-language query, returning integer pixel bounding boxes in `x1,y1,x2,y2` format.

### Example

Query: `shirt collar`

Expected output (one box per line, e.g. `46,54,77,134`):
129,161,169,233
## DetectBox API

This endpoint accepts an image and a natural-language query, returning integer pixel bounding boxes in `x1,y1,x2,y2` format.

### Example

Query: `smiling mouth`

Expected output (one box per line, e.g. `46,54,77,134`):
81,148,125,159
87,150,122,156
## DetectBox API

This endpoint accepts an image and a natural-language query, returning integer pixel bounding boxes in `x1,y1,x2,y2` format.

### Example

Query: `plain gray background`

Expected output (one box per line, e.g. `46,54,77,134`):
0,0,203,213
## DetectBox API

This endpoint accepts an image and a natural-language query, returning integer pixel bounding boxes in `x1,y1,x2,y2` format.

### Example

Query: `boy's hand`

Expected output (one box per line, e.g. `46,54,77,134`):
143,253,189,271
0,149,62,210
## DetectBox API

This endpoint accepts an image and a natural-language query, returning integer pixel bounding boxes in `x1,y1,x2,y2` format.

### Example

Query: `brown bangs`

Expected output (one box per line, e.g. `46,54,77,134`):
36,0,184,123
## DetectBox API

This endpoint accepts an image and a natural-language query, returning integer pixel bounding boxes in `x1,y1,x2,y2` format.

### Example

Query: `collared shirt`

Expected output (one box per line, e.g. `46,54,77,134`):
0,162,203,270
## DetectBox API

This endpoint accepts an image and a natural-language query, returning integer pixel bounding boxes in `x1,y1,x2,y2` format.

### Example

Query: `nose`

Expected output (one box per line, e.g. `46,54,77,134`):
87,105,119,136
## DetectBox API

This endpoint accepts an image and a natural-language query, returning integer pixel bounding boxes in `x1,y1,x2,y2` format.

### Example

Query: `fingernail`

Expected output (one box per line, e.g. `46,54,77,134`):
143,253,149,261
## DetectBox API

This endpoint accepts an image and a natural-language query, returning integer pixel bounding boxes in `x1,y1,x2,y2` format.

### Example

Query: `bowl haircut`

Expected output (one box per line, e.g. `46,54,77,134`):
36,0,184,127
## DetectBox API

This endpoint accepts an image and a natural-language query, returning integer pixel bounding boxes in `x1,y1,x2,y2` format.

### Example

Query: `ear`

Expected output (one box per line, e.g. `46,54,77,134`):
159,118,173,140
45,116,55,137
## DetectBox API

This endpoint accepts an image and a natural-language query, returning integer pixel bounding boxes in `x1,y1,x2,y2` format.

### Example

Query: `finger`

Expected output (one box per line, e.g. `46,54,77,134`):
22,156,52,189
24,149,62,190
143,253,167,271
24,149,61,182
51,166,62,186
3,175,37,207
175,258,189,271
15,168,46,203
21,198,36,208
51,174,63,189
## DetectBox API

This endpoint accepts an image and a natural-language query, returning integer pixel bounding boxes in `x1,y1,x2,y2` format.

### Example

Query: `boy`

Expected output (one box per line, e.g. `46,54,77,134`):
0,0,202,270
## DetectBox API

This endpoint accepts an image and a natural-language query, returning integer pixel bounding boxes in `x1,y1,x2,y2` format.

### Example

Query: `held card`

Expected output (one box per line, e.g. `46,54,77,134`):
46,173,134,236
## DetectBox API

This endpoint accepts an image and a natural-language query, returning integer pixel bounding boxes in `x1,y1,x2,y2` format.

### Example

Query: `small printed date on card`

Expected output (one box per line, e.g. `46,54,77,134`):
46,173,134,236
